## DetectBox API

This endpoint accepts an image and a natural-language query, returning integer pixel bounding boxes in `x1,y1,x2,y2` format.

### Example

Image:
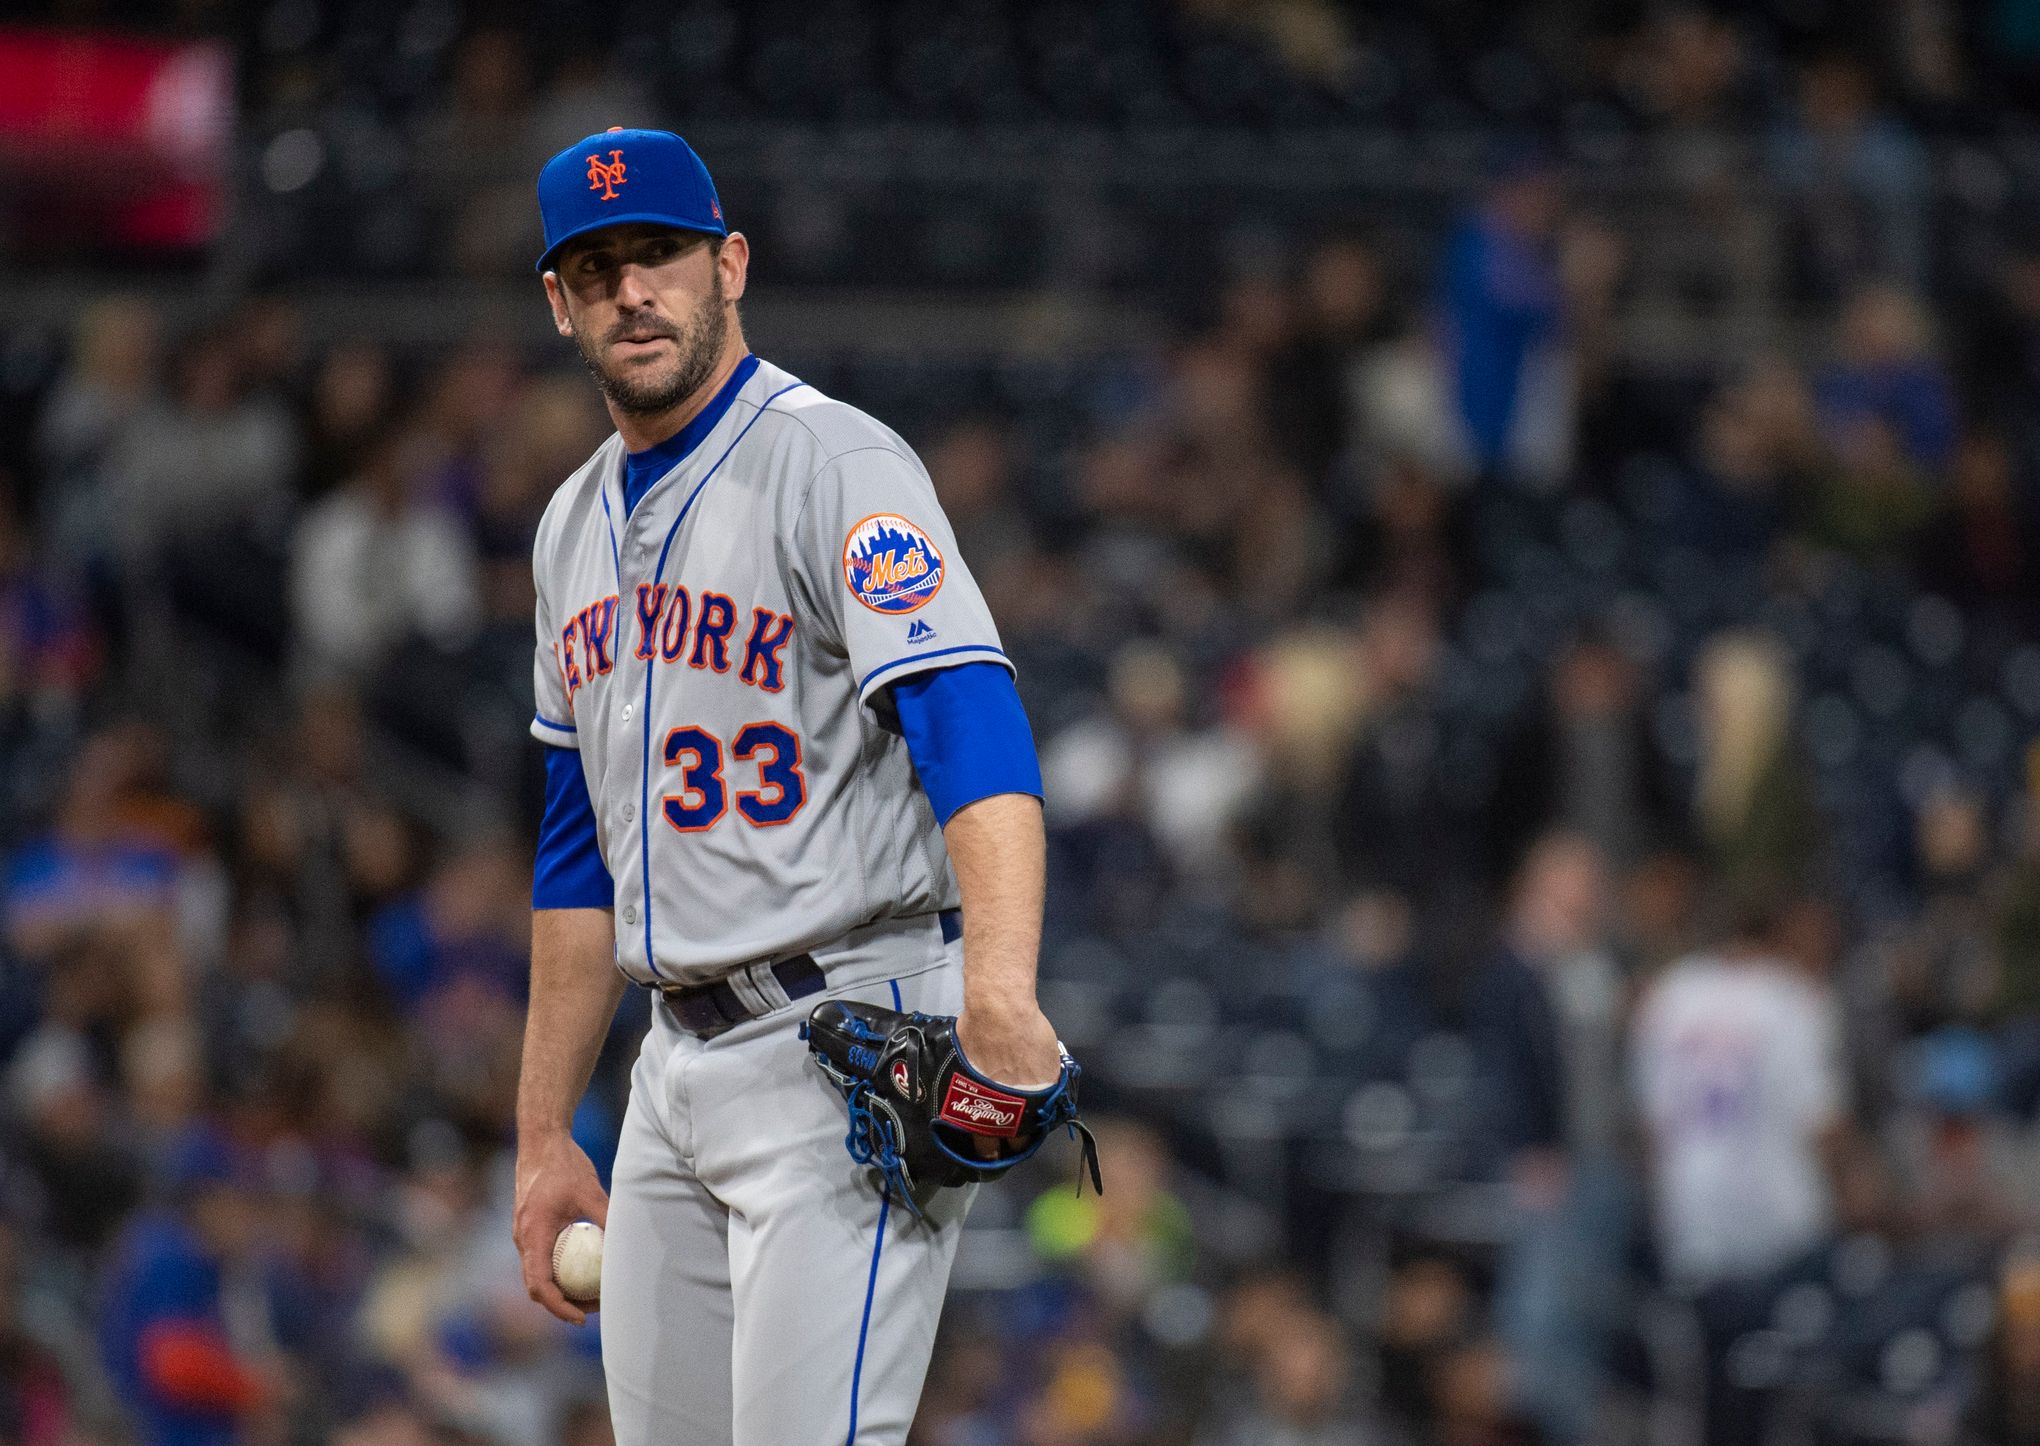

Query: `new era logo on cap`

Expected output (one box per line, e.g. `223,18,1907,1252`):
535,127,728,274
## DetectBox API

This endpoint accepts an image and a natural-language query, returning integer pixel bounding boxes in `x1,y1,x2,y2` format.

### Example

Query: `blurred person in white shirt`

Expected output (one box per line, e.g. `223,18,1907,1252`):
1631,890,1847,1289
289,426,481,685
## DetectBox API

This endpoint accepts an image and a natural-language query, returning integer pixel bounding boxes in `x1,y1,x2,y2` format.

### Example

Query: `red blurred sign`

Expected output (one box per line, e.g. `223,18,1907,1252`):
0,27,234,250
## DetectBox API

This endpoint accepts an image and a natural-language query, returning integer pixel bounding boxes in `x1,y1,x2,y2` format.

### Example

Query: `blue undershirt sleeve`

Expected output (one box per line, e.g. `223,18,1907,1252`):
533,744,615,910
889,662,1044,826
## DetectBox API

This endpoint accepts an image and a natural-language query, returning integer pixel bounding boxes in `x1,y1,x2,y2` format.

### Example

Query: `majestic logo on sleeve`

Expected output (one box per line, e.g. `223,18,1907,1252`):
842,514,944,615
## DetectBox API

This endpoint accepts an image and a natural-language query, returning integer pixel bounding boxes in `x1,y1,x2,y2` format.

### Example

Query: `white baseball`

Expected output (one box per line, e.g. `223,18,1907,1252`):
551,1220,604,1303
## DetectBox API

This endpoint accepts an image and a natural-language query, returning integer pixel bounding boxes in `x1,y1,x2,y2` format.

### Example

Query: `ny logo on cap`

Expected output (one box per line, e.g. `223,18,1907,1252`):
586,149,627,201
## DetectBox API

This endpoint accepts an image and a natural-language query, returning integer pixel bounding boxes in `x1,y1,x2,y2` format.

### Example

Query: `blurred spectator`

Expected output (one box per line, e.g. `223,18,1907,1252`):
1473,835,1632,1443
1879,786,1998,1038
7,1025,144,1252
1330,595,1468,911
238,688,415,984
1677,359,1813,565
0,1220,76,1443
1492,634,1680,877
1690,631,1823,900
1802,285,1956,557
288,428,482,684
1263,236,1395,490
413,341,524,528
1430,1338,1543,1446
298,342,396,502
1631,895,1850,1443
35,297,161,538
1041,643,1259,883
1770,52,1931,298
1622,10,1750,132
101,329,299,579
4,725,187,965
1232,622,1371,916
1958,226,2040,464
1631,894,1846,1290
368,838,529,1015
1376,1255,1476,1429
1915,430,2040,617
1012,1334,1152,1444
1027,1118,1196,1324
1436,152,1570,486
98,1127,286,1446
1194,1307,1380,1445
0,490,101,711
1342,457,1470,610
1965,1254,2040,1445
1887,1026,2031,1249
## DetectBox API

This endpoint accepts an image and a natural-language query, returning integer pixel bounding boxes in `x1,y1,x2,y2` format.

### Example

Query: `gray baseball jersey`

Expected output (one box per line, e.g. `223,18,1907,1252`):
529,354,1009,985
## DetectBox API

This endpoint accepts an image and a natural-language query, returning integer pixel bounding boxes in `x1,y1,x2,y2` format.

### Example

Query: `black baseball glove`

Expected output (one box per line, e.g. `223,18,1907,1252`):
802,999,1101,1218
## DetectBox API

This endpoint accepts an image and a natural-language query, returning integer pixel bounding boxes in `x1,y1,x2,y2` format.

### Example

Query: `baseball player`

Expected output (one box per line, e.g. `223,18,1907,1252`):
510,128,1066,1445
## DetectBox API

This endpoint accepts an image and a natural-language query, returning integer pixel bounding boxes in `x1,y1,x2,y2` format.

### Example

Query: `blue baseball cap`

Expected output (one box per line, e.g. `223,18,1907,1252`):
535,127,727,275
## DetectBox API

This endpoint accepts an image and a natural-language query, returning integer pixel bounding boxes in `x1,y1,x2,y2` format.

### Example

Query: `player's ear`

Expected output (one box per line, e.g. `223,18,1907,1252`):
718,233,749,305
542,272,575,338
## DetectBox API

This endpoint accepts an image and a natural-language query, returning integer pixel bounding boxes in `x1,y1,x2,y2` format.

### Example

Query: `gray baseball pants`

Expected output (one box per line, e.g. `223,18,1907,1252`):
600,920,971,1445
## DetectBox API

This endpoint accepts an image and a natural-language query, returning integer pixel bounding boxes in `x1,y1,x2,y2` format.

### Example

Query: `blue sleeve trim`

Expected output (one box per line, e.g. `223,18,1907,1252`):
858,644,1009,700
534,713,577,733
890,662,1043,825
533,745,614,910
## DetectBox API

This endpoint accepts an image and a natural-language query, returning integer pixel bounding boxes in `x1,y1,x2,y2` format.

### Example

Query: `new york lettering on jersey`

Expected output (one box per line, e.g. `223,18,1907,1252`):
553,586,795,712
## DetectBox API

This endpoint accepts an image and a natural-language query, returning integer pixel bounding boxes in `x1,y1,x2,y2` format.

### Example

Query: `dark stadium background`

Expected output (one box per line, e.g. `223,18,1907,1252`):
5,0,2040,1442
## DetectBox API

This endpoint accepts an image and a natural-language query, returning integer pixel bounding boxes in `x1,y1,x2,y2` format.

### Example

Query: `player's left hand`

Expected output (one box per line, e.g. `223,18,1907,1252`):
957,1004,1063,1159
956,1001,1062,1088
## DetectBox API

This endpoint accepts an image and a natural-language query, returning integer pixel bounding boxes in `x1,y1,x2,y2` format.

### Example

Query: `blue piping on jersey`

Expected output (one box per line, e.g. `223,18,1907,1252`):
599,486,623,595
534,712,577,733
847,1181,890,1444
889,979,903,1012
637,379,809,981
857,643,1010,699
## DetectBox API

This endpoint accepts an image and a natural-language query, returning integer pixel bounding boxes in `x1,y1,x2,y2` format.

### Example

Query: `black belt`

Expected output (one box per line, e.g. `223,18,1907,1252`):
655,909,960,1039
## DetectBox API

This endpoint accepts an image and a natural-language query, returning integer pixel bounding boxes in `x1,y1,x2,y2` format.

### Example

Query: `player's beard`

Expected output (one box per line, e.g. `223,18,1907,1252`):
577,269,728,417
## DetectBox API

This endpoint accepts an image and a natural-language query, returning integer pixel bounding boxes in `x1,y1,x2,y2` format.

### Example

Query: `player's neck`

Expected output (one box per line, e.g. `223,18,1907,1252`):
610,334,750,453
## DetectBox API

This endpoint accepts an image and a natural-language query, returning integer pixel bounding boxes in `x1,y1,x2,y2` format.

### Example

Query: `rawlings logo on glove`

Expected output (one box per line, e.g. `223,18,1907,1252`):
802,998,1102,1218
940,1076,1024,1136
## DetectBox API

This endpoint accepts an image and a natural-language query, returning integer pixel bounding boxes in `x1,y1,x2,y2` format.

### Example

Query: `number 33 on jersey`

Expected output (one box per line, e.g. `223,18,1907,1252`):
529,355,1013,986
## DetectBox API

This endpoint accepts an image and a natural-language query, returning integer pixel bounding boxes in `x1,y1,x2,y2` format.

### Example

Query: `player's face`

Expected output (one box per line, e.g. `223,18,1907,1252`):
545,226,745,417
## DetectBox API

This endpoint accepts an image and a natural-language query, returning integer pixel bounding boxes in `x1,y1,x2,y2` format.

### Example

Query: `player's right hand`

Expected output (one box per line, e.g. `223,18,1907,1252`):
512,1130,609,1326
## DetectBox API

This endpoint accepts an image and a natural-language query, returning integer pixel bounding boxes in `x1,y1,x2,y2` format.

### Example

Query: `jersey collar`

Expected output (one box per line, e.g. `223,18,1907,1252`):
620,352,762,518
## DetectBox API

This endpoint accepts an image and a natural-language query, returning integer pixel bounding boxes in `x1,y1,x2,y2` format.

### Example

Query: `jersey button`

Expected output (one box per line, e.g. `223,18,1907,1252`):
623,906,636,925
622,703,634,720
623,803,635,822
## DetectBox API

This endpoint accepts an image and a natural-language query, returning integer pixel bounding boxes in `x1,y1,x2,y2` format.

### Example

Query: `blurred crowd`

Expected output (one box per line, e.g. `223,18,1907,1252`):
3,1,2040,1445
